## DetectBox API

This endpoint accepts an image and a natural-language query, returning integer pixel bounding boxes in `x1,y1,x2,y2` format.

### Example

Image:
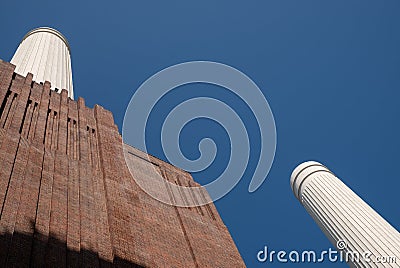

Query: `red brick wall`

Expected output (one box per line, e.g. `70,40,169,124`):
0,59,245,267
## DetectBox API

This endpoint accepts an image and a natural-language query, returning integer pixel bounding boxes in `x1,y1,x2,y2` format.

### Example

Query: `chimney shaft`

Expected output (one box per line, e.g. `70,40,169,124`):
11,27,74,99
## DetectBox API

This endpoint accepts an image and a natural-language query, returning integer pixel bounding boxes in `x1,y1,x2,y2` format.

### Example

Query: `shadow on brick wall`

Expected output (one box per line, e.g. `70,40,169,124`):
0,221,144,268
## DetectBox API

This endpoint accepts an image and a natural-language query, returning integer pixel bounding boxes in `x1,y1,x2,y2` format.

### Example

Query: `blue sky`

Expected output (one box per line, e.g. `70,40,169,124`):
1,1,399,267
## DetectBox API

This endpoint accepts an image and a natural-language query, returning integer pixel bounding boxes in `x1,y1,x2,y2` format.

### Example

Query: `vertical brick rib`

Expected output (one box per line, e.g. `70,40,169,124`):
31,90,60,266
33,81,50,145
48,91,60,151
0,136,28,267
47,89,68,267
161,169,199,268
27,102,39,141
94,105,127,263
77,98,99,267
31,150,55,266
7,142,44,266
199,190,217,222
0,90,13,130
8,76,49,266
9,73,32,134
20,100,33,138
0,62,15,108
44,109,54,148
74,119,78,160
0,76,29,256
67,158,80,267
1,75,25,130
57,90,68,153
0,74,26,216
51,111,59,151
89,109,113,262
66,98,81,267
187,181,204,216
2,92,17,130
4,74,37,267
27,83,44,142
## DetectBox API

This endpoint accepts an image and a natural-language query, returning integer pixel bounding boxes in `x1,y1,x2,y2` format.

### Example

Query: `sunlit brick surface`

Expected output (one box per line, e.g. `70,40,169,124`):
0,60,244,267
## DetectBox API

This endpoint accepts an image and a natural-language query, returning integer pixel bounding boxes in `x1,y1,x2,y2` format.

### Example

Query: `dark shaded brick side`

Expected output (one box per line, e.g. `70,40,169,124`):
0,60,245,267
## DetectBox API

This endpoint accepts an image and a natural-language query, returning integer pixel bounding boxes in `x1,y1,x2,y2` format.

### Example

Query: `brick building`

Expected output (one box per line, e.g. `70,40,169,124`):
0,28,245,267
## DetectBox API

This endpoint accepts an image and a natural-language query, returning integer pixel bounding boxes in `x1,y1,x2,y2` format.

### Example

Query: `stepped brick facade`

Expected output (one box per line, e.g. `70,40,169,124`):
0,59,245,267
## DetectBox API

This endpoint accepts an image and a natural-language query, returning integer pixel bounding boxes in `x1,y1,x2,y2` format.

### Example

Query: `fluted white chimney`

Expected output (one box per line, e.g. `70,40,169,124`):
11,27,74,99
291,161,400,267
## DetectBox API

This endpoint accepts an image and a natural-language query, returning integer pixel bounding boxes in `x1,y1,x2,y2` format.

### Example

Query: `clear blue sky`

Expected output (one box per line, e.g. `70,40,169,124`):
1,1,399,267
